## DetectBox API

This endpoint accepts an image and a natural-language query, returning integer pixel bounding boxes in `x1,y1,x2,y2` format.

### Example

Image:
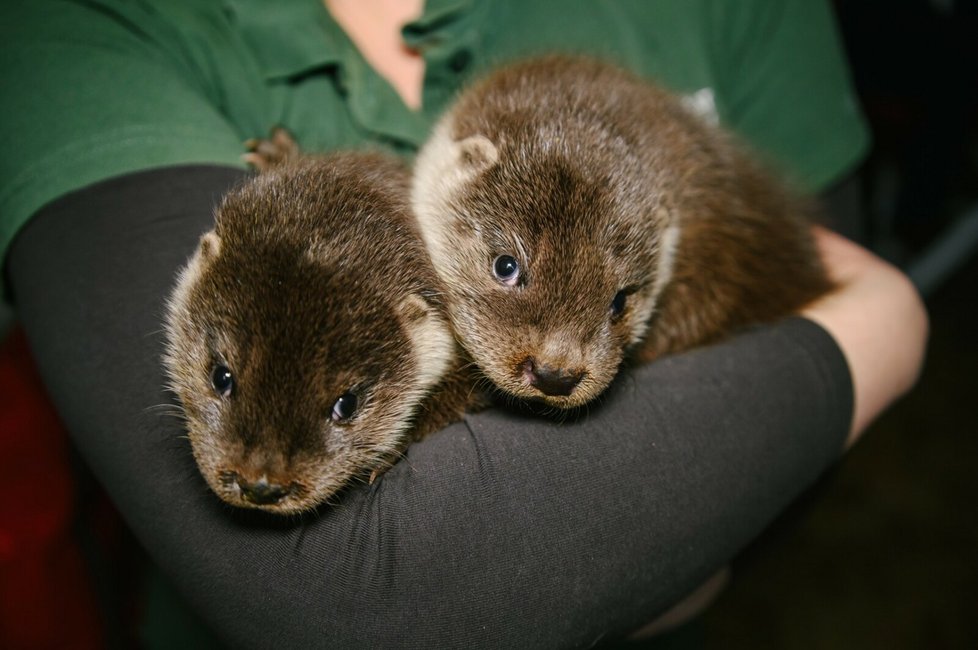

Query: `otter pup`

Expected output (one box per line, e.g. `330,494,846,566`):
412,55,831,409
163,152,475,514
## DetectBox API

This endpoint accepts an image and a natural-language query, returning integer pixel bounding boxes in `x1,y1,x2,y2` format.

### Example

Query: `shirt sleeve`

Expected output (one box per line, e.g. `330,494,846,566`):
708,0,870,191
7,165,853,648
0,0,249,258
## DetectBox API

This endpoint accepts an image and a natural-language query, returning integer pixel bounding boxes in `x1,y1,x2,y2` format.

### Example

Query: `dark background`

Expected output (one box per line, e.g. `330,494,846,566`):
702,1,978,647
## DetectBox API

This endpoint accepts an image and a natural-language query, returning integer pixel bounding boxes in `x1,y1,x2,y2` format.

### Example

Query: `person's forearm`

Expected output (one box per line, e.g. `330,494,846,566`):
801,226,928,446
810,175,928,444
7,166,854,648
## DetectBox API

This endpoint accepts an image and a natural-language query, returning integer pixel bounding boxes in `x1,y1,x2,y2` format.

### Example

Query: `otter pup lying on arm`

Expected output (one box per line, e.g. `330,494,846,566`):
412,55,832,409
164,152,478,514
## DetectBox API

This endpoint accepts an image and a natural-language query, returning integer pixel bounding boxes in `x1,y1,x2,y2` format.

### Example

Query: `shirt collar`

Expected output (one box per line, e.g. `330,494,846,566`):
404,0,474,46
224,0,345,80
225,0,475,82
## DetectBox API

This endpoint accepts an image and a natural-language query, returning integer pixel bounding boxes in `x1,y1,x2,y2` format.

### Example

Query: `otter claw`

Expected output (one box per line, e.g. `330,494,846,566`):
243,126,300,171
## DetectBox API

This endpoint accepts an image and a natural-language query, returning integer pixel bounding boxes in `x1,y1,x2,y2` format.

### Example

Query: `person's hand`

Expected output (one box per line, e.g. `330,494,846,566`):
801,226,929,447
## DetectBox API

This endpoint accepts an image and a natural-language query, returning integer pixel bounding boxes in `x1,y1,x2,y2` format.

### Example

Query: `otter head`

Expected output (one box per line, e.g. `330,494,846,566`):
163,157,455,514
413,125,679,408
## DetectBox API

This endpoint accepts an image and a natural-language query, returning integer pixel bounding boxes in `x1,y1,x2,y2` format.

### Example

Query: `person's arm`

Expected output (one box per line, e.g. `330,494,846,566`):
802,226,928,446
806,172,929,445
5,164,899,648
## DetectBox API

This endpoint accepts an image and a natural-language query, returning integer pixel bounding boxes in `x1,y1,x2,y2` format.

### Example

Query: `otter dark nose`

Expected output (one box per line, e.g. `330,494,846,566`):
522,358,583,397
236,475,291,505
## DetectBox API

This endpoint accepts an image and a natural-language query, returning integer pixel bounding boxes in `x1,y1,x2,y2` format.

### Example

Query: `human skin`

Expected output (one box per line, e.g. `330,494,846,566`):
801,226,929,447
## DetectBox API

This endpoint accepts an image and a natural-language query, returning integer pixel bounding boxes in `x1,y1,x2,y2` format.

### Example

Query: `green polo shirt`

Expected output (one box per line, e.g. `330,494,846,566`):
0,0,867,261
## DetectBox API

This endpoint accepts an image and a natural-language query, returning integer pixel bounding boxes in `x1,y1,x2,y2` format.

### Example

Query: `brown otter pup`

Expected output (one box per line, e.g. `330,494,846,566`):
163,152,476,514
412,55,831,409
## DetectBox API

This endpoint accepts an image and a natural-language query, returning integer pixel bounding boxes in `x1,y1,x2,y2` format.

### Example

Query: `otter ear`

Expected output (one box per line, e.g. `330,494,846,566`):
411,124,498,252
167,230,223,319
396,293,435,326
455,135,498,173
198,231,222,264
397,293,456,390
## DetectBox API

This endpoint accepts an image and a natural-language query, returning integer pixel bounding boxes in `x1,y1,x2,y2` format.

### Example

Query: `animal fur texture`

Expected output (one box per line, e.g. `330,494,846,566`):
163,152,476,514
412,55,832,409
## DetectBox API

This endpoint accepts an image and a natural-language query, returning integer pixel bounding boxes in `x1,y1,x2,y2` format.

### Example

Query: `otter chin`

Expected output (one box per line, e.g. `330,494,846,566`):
412,55,831,409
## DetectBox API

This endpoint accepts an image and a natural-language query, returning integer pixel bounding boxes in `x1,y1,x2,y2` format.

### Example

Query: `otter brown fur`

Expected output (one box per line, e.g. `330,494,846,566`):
412,55,832,409
163,152,476,514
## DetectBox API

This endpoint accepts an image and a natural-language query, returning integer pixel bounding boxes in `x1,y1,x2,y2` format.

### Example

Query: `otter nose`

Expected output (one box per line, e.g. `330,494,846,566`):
235,474,291,506
522,358,584,397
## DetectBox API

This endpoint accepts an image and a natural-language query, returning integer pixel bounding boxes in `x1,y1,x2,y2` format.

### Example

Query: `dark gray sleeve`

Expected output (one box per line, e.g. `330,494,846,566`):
5,165,852,649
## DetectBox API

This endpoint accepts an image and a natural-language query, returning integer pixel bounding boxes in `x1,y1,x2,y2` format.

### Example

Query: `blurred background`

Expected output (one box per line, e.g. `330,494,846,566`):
1,0,976,648
701,1,978,647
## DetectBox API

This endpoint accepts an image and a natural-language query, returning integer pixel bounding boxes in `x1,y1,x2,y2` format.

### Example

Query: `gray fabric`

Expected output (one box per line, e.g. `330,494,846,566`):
6,165,852,648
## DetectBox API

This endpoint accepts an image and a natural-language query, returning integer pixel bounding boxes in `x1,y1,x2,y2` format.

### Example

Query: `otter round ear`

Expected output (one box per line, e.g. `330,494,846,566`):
198,231,222,263
397,293,456,390
167,230,223,320
396,293,435,326
456,135,499,173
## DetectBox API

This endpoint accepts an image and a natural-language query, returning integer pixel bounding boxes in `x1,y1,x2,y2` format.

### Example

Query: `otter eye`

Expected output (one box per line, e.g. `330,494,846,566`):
493,254,520,286
331,392,358,422
211,365,234,398
611,290,627,317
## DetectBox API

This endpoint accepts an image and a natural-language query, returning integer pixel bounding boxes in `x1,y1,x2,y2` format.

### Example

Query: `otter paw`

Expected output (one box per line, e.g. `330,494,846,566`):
242,126,300,171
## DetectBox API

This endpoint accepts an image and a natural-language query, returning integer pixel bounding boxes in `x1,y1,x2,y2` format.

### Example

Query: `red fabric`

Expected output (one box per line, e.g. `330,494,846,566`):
0,327,104,649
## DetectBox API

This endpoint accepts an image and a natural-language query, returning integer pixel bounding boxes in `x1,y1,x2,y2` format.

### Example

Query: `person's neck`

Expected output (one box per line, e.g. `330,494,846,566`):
324,0,426,110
